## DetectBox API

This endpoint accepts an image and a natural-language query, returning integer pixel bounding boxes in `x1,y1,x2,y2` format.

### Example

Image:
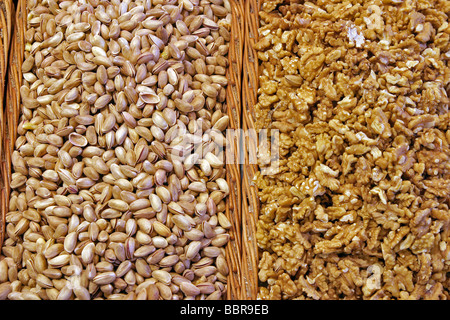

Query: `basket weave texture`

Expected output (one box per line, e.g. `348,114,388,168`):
241,0,261,300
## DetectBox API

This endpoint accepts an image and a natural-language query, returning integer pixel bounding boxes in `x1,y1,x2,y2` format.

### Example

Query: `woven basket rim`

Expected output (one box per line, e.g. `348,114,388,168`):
241,0,261,300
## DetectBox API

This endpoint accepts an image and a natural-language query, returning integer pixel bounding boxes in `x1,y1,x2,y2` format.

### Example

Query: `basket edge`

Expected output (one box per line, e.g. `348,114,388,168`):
240,0,261,300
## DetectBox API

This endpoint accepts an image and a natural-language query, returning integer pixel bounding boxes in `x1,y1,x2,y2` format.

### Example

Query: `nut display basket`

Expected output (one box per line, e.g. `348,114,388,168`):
241,0,450,301
0,0,245,300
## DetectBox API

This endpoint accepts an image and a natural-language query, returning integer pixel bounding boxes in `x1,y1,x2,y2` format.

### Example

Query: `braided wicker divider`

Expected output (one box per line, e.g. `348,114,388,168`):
241,0,260,300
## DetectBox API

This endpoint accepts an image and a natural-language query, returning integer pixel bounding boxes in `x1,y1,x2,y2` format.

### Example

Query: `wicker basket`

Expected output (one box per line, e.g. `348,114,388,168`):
241,0,261,300
0,0,13,257
0,0,245,300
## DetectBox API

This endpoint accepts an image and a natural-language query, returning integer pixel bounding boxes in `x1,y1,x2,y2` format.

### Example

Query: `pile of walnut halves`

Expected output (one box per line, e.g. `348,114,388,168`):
253,0,450,299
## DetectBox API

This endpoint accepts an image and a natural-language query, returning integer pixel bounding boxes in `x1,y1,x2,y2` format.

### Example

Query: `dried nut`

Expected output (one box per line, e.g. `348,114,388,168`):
93,271,116,285
48,254,70,268
153,221,171,237
151,270,172,285
213,116,230,131
180,282,201,296
152,236,168,248
159,255,179,268
217,212,232,229
205,152,224,168
284,74,302,87
172,215,192,231
0,283,12,300
68,132,88,147
211,234,230,247
186,241,202,260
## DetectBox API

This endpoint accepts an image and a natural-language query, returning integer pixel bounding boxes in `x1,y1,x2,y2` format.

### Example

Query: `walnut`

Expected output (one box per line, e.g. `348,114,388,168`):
254,0,450,300
314,163,340,191
278,272,298,298
416,22,435,43
258,251,278,283
262,0,285,13
299,47,325,82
